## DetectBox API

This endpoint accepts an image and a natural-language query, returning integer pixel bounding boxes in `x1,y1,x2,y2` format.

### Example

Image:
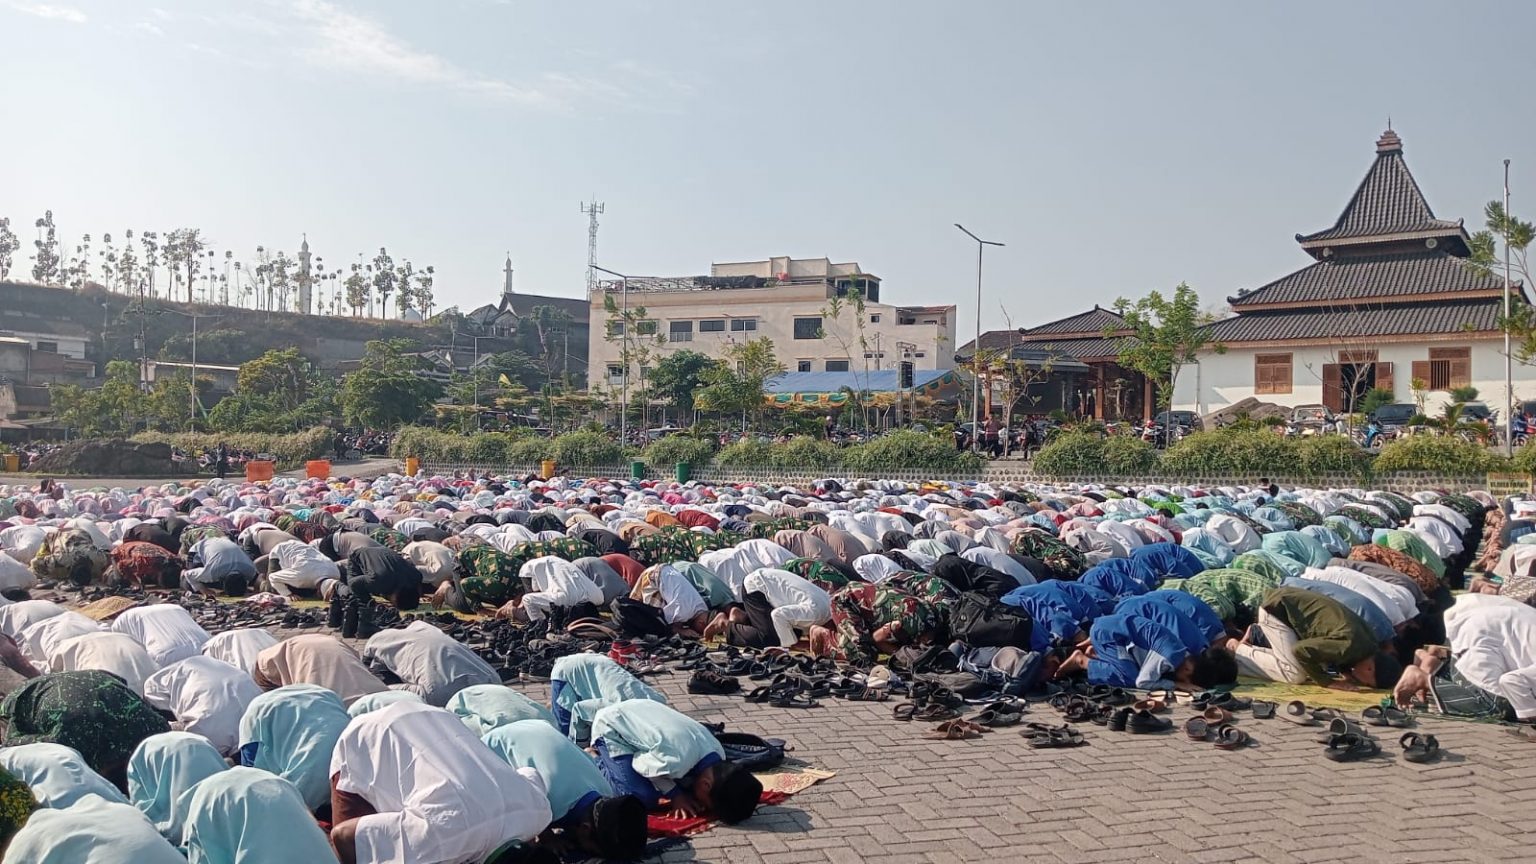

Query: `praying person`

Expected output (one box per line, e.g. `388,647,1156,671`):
703,567,832,650
142,656,262,756
252,633,387,707
498,557,605,623
178,767,336,864
111,604,211,668
127,731,229,839
549,653,667,742
181,535,256,597
360,619,500,706
0,669,171,791
329,700,554,864
589,698,762,823
332,546,424,639
1233,586,1400,690
237,684,353,813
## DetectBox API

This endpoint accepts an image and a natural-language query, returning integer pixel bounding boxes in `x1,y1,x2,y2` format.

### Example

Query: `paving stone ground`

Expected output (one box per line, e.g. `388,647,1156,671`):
501,669,1536,864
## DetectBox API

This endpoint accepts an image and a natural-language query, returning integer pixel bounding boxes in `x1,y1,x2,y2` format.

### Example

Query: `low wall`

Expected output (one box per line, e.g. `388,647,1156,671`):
410,460,1508,493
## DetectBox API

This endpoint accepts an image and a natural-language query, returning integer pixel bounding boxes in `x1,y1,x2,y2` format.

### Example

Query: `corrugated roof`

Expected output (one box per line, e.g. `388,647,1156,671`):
1205,298,1503,343
1296,129,1466,250
765,368,953,394
1228,250,1508,307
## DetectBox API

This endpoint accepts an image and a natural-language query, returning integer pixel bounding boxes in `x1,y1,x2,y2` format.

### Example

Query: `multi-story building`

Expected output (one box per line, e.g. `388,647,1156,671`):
587,256,956,393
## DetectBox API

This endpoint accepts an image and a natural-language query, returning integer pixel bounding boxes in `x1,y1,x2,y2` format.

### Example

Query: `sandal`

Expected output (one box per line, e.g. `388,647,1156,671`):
848,687,890,702
1133,698,1168,713
1362,706,1412,728
1018,722,1062,739
1027,727,1086,748
1324,732,1381,762
1282,700,1319,726
1251,700,1277,720
1400,732,1441,763
769,691,820,709
975,708,1022,727
1183,717,1210,740
892,702,919,721
1202,706,1232,724
1214,725,1250,750
924,721,979,741
913,703,959,722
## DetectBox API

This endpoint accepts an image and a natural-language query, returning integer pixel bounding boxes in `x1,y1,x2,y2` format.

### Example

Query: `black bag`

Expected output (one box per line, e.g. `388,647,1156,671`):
949,591,1033,649
609,597,672,638
713,731,786,770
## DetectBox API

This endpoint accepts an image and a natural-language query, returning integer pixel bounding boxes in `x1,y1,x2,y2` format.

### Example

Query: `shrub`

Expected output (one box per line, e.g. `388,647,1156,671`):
507,437,552,464
1295,434,1371,478
716,439,774,467
131,427,332,467
1358,387,1396,416
1100,435,1159,475
642,435,717,470
770,436,841,470
841,430,982,475
1159,429,1300,477
551,431,628,467
1373,435,1493,475
1031,432,1106,477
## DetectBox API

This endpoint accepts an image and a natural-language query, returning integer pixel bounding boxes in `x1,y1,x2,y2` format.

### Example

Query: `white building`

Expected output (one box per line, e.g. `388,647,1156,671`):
1174,128,1534,418
587,256,956,392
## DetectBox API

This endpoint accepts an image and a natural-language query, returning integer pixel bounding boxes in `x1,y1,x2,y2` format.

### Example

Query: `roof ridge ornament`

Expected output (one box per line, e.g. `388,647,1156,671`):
1376,127,1403,154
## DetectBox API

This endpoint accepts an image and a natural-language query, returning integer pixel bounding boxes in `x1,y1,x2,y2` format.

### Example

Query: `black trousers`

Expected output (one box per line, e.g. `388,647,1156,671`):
726,591,779,649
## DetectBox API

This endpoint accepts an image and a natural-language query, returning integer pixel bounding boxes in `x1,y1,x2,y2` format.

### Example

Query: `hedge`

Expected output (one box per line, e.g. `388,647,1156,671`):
1373,436,1505,476
641,435,718,470
131,427,333,467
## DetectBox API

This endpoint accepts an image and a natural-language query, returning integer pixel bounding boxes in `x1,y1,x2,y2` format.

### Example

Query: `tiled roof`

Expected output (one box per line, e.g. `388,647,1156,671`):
955,330,1017,356
1018,335,1134,361
1023,305,1129,337
1296,129,1465,250
1228,250,1507,307
1205,298,1504,343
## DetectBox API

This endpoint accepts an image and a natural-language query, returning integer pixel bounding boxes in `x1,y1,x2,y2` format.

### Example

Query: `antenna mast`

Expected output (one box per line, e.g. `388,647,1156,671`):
581,198,605,293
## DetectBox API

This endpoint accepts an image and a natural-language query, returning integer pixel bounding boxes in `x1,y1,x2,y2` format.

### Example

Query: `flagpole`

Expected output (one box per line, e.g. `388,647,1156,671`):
1505,159,1514,457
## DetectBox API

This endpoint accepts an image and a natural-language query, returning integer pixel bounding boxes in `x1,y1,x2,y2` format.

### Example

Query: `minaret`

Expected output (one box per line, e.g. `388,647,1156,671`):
297,234,313,314
502,252,514,306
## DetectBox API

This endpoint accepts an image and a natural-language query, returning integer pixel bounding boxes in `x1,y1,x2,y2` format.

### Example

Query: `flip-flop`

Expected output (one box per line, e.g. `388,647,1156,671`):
1324,732,1381,762
1133,698,1168,713
1202,706,1233,724
744,686,773,703
1018,722,1062,739
848,687,890,702
1400,732,1441,763
924,720,980,740
913,703,959,722
1214,725,1250,751
1282,700,1319,726
1362,706,1413,728
1183,717,1209,740
1251,700,1277,720
892,702,919,721
975,708,1022,727
769,691,819,709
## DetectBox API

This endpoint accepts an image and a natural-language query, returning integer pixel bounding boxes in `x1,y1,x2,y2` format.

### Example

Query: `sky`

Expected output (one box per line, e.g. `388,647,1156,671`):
2,0,1535,340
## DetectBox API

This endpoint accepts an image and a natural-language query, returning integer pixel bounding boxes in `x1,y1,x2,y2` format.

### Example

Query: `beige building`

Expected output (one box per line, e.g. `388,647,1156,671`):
587,256,956,392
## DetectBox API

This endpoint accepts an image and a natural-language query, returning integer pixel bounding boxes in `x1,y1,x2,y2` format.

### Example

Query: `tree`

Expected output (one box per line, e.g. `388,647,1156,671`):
694,337,786,427
344,265,369,316
0,217,18,280
819,286,876,431
164,228,206,303
413,266,436,317
159,328,263,366
50,360,140,437
371,248,396,318
140,231,160,299
115,230,140,296
238,348,313,413
601,291,665,430
31,210,60,284
1111,282,1224,443
1470,202,1536,411
340,339,441,428
393,260,416,317
648,349,722,416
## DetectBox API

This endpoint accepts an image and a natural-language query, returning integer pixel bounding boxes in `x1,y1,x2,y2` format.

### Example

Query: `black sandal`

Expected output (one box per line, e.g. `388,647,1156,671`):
770,691,820,709
1400,732,1441,763
1028,727,1086,748
1324,732,1381,762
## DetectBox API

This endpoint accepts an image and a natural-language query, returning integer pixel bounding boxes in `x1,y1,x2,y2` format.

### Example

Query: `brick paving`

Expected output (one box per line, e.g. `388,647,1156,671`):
506,671,1536,864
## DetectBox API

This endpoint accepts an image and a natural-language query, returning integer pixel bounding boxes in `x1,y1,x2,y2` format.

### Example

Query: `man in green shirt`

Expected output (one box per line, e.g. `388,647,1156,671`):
1233,587,1400,689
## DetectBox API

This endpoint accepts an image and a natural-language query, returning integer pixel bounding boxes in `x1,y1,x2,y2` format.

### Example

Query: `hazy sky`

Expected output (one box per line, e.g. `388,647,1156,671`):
3,0,1533,338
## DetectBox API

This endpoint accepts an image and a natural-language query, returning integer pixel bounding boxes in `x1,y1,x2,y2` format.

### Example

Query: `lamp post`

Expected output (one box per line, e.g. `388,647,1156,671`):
955,224,1004,453
452,332,496,429
159,308,218,426
591,264,630,444
1505,159,1515,457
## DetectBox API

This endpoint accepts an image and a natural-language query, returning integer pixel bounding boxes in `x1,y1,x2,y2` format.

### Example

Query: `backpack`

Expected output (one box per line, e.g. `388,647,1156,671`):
949,591,1034,649
609,597,672,638
713,731,786,771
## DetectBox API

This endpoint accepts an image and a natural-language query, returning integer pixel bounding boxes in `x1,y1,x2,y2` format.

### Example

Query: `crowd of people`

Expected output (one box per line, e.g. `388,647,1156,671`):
0,466,1527,861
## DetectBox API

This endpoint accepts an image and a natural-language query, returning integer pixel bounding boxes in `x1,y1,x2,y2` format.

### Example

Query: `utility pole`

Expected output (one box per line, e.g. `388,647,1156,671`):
1505,159,1515,457
582,199,605,295
955,224,1005,453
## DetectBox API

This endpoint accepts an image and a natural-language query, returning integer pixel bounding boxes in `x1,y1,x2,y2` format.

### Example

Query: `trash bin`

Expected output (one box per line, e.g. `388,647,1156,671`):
305,460,331,479
1,454,16,473
630,460,645,480
541,459,556,480
404,457,420,477
675,462,691,483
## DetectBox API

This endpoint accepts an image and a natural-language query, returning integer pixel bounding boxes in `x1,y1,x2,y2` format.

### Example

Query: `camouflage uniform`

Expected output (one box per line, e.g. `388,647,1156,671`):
829,582,941,668
784,557,851,594
1009,529,1086,580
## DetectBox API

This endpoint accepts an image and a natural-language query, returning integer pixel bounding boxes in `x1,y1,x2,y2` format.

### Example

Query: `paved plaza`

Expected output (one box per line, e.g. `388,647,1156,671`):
516,670,1536,864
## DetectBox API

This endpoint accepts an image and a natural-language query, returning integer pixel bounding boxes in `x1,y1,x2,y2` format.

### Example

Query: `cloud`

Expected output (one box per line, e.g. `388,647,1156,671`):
3,1,87,24
280,0,557,106
135,21,164,36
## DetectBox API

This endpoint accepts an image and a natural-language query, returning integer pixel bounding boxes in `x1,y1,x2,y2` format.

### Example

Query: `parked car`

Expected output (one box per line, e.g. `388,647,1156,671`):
1369,403,1419,428
1152,410,1202,432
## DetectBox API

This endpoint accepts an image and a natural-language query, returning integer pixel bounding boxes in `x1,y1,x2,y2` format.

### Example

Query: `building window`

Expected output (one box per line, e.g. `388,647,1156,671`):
797,361,812,372
826,359,850,372
870,314,881,323
914,352,925,358
668,321,693,342
1427,347,1471,391
1254,353,1293,395
699,319,725,333
634,320,658,336
35,341,57,353
730,318,757,332
606,364,624,380
793,317,823,340
606,321,625,337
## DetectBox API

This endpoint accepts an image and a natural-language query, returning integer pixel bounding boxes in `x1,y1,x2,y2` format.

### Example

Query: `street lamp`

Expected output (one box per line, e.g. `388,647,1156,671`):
157,308,219,425
590,264,631,444
452,331,496,429
955,223,1004,452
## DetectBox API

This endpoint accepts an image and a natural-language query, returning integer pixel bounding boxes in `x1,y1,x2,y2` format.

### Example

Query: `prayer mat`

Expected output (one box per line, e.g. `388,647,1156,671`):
73,595,140,621
1231,677,1387,713
646,767,835,838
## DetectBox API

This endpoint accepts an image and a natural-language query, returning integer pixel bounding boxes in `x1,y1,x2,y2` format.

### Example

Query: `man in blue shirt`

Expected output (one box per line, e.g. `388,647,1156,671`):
1079,559,1153,601
589,699,761,824
483,719,647,861
1116,590,1230,648
1058,611,1237,691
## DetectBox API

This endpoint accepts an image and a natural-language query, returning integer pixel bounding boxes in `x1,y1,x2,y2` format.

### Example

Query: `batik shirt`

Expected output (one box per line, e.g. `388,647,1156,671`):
747,518,812,540
1009,529,1086,580
109,541,184,589
829,582,941,667
30,530,109,586
365,525,409,552
0,670,170,783
784,558,851,594
1347,543,1441,594
1270,501,1322,528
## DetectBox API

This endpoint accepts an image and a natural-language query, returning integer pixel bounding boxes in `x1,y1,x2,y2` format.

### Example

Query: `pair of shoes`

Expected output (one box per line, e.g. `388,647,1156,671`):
687,669,741,695
923,719,988,740
1110,708,1171,734
1185,717,1249,749
1020,723,1085,748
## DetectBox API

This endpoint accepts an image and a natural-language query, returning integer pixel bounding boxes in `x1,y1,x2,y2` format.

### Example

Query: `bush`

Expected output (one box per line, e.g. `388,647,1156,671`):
1358,387,1396,416
716,439,774,467
1373,435,1494,475
131,427,334,467
841,430,983,475
390,426,468,462
1031,431,1106,477
642,435,717,470
1101,435,1159,475
1295,434,1371,478
507,437,552,464
1159,429,1300,477
770,436,841,470
550,431,628,467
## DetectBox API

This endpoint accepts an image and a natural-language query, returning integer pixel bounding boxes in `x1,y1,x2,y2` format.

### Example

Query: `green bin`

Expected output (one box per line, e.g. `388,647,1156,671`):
675,462,691,483
630,460,645,480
